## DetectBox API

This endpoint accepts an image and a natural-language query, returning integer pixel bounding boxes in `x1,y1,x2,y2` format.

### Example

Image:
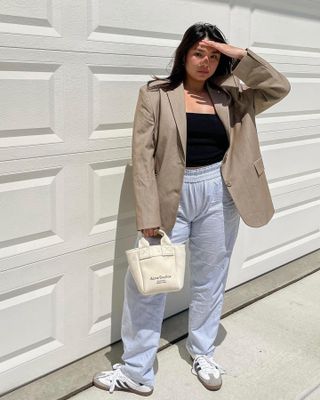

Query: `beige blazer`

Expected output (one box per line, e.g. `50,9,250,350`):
131,48,291,233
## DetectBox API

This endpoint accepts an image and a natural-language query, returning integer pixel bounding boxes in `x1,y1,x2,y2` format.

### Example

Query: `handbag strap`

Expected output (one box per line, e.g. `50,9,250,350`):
137,229,176,259
138,229,172,248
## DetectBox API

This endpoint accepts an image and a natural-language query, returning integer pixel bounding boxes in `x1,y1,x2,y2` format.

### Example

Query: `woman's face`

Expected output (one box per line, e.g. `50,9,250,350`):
184,40,221,82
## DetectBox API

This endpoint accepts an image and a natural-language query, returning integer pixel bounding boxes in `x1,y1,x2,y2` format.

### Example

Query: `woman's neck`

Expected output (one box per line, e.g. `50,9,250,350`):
183,78,206,94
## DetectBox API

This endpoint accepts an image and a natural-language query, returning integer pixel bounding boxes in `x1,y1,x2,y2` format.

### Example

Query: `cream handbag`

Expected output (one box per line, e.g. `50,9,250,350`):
125,229,186,296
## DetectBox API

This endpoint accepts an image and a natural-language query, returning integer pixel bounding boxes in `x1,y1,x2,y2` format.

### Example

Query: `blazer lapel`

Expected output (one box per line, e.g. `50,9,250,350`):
166,82,186,160
166,80,232,162
206,81,231,143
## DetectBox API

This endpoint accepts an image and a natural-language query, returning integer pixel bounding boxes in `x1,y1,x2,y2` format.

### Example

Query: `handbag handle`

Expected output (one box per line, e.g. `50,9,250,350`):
138,229,172,248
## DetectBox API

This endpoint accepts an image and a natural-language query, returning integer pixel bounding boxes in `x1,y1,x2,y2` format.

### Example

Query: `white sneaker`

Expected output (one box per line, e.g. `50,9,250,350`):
191,355,225,390
92,363,154,396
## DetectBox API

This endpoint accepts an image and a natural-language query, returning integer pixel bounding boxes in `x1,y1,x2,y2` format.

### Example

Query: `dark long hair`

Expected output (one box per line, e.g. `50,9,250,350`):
147,22,236,91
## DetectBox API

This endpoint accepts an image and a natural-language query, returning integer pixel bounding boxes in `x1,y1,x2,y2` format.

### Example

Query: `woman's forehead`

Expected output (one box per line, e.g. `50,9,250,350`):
191,42,220,53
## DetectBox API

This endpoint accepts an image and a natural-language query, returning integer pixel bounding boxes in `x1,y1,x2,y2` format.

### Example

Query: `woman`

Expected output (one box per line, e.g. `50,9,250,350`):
93,22,291,395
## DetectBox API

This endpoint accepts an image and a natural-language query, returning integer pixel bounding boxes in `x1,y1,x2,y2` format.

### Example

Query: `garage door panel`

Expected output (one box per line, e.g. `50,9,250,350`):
228,202,320,287
0,0,61,38
89,159,135,235
88,69,148,141
0,275,64,373
0,169,59,240
251,4,320,50
265,139,320,180
0,166,64,261
258,117,320,144
244,197,320,259
256,76,320,118
0,155,78,271
89,260,113,336
0,61,63,148
88,0,229,46
285,78,320,114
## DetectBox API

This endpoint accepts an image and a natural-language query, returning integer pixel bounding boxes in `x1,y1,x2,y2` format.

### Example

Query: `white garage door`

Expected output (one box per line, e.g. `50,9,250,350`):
0,0,319,394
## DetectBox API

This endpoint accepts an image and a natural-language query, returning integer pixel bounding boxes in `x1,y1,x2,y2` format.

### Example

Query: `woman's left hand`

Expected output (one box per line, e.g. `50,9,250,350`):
199,39,247,60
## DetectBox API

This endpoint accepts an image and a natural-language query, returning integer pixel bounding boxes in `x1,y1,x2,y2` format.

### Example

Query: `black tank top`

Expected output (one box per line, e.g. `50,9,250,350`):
186,112,229,167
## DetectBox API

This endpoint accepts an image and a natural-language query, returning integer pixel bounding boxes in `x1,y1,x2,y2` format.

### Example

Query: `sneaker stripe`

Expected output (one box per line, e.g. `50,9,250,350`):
117,380,132,390
195,363,201,372
122,381,131,389
116,379,125,389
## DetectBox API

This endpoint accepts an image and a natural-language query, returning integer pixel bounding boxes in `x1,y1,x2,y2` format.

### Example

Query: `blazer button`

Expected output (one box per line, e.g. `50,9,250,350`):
225,181,232,187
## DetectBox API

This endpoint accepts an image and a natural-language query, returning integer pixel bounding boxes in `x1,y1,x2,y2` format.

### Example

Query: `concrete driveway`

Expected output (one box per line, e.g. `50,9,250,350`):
69,270,320,400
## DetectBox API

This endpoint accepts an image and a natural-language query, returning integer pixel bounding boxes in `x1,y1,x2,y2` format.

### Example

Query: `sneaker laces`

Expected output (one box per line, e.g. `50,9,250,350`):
193,355,226,375
96,363,126,393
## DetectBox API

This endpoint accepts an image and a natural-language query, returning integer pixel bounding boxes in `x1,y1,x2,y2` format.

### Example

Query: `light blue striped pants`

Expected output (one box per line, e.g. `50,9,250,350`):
120,160,240,386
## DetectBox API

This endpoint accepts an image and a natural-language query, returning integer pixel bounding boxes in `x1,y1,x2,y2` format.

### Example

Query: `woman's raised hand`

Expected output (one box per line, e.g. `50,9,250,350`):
141,227,161,237
199,39,247,60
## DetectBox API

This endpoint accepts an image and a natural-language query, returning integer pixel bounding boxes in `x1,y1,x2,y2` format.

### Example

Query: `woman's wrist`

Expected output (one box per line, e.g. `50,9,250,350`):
237,49,247,60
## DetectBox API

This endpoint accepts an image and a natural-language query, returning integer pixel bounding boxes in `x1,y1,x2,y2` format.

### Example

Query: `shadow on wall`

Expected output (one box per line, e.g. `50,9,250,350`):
109,161,136,347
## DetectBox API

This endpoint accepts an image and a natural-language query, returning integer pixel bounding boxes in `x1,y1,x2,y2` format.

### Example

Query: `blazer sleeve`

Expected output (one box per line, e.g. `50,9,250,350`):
229,48,291,115
131,86,162,231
